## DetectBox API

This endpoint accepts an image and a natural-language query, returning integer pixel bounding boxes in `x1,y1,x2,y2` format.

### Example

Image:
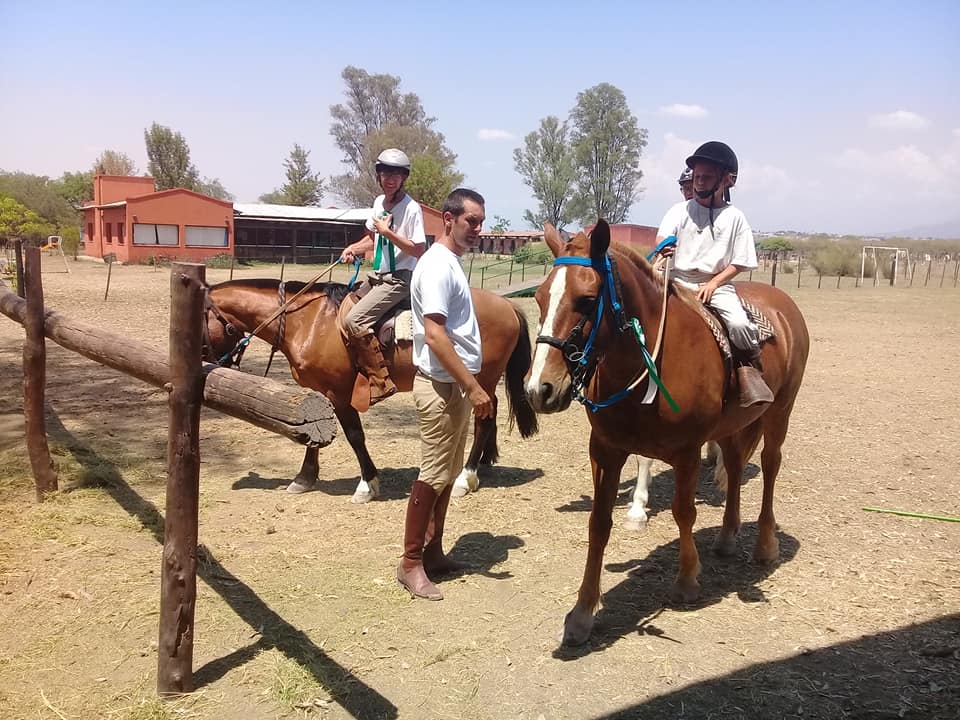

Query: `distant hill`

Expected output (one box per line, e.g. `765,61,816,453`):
875,220,960,240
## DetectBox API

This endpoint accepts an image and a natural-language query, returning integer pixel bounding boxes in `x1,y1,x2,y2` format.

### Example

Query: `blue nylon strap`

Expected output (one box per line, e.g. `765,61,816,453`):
347,257,362,287
646,235,677,261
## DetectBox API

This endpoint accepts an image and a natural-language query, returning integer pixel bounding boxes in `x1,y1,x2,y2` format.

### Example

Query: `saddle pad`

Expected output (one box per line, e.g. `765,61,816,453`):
393,310,413,342
336,293,412,346
687,295,776,362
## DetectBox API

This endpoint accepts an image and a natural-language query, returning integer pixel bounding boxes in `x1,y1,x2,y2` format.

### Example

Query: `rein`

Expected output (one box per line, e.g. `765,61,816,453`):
210,258,361,368
536,245,678,413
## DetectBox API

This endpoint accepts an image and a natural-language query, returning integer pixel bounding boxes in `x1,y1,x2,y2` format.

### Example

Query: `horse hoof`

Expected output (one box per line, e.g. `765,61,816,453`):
670,577,700,604
753,542,780,565
561,609,594,646
452,469,478,498
286,480,315,494
350,478,380,504
622,513,648,532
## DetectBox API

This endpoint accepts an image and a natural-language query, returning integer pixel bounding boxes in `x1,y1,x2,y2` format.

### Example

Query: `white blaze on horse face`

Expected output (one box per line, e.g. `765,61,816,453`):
526,267,567,394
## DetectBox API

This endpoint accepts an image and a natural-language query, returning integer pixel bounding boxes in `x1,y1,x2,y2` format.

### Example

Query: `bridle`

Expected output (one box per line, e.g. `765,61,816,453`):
202,286,244,367
535,245,679,413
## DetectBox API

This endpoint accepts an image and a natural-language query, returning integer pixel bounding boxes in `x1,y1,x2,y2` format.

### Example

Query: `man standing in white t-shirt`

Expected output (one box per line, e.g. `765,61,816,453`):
397,188,493,601
340,148,426,407
657,141,773,407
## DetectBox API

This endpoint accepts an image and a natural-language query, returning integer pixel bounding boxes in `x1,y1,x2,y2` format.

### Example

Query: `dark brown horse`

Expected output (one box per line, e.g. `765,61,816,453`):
525,221,809,645
203,278,538,502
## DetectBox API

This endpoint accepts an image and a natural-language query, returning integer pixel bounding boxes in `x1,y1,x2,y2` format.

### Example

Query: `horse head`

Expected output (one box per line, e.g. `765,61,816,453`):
525,220,614,413
201,284,247,367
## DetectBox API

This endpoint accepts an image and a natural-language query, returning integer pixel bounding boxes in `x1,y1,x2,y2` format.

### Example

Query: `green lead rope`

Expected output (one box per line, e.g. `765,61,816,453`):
372,211,396,273
631,317,679,413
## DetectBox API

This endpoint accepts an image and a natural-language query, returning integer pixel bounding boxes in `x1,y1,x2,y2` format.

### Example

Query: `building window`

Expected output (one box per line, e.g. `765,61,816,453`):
133,223,179,246
86,222,94,244
105,222,113,243
118,223,125,244
185,226,228,247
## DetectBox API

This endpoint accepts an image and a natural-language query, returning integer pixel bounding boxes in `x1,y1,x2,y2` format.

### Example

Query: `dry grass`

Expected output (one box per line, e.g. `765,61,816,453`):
0,258,958,718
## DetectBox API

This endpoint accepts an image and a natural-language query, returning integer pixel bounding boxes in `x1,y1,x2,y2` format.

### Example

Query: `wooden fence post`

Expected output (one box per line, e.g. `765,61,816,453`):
157,263,205,695
229,255,235,281
797,258,802,288
467,252,475,283
940,262,947,288
925,261,932,287
836,274,842,289
770,252,778,287
22,245,58,501
818,270,823,289
103,254,115,301
14,239,25,299
953,260,959,288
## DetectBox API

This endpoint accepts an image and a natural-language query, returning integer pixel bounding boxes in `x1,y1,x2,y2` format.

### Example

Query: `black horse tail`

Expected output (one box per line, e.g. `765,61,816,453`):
505,305,539,438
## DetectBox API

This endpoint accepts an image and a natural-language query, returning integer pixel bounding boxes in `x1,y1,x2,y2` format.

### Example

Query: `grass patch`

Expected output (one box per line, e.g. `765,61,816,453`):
267,653,334,715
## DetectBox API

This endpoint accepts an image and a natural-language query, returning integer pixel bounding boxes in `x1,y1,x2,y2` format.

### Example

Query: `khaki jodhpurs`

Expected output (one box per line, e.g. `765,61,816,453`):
673,272,759,353
412,374,472,492
344,270,411,337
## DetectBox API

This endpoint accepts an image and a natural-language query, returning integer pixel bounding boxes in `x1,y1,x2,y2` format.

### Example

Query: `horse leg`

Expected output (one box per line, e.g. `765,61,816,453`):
712,423,761,556
452,395,498,498
754,404,795,563
288,446,321,494
563,436,627,646
623,455,654,531
286,405,381,501
670,451,703,604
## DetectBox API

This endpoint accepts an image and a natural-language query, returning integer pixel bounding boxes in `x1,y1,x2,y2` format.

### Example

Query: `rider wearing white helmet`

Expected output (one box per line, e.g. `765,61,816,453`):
340,148,426,407
656,141,773,407
678,167,694,201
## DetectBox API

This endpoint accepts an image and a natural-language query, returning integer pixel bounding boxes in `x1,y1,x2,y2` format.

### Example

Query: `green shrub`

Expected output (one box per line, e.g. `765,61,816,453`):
514,240,552,265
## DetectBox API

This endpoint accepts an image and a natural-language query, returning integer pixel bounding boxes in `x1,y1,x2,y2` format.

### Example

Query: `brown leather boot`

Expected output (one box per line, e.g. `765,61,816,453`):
737,350,774,407
397,481,443,600
351,333,397,407
423,484,462,577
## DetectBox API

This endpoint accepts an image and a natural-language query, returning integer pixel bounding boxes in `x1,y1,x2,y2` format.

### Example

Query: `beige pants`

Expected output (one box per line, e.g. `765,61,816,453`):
412,374,472,491
344,271,411,337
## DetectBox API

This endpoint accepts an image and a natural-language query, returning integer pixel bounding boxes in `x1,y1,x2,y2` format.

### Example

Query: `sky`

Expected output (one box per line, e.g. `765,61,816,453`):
1,1,958,236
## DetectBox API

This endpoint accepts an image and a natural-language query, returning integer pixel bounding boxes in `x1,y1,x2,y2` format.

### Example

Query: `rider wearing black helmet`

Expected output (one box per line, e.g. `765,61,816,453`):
340,148,426,408
656,141,773,407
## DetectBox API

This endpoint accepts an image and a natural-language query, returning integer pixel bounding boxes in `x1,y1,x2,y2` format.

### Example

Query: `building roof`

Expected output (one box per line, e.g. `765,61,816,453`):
233,203,373,223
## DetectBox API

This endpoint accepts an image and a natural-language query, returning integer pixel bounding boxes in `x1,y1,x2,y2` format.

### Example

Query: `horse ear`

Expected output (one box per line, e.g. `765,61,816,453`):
590,219,610,265
543,223,564,258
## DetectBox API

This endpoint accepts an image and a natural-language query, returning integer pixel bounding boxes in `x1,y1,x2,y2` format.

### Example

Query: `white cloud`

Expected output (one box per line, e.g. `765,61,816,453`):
831,144,943,183
477,128,515,141
952,127,960,139
658,104,709,119
868,110,930,130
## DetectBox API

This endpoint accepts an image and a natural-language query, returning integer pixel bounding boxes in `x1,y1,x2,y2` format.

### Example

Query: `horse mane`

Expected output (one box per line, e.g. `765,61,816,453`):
608,241,702,313
214,278,354,306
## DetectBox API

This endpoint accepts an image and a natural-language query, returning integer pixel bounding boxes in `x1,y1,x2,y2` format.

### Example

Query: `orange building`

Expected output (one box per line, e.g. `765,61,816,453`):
584,223,658,255
82,175,233,264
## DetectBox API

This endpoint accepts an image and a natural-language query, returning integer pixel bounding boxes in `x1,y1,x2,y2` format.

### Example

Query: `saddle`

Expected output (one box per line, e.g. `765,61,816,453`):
336,288,414,348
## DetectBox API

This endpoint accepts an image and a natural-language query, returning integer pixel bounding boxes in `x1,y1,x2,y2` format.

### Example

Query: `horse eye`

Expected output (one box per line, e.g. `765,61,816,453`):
575,297,597,314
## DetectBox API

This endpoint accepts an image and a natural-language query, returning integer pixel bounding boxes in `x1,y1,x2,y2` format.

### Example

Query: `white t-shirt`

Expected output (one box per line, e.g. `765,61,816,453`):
411,243,482,382
657,200,757,279
365,193,425,273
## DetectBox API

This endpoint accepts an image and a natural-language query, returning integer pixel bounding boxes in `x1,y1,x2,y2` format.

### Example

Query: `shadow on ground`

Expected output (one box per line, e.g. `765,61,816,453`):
45,409,399,720
554,523,800,658
590,613,960,720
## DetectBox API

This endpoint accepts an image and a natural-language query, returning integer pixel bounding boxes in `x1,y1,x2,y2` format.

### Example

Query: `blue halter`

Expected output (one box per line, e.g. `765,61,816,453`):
542,250,678,413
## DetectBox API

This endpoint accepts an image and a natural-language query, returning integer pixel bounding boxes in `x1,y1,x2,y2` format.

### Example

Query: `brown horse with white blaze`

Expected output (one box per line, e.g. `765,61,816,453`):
525,221,809,646
203,278,538,502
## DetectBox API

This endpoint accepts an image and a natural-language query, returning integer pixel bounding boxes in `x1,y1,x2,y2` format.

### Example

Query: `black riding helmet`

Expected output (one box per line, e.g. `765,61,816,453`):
686,141,738,177
686,141,738,205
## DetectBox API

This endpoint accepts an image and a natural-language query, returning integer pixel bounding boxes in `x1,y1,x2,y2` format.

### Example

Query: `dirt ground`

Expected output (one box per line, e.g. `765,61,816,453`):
0,256,957,720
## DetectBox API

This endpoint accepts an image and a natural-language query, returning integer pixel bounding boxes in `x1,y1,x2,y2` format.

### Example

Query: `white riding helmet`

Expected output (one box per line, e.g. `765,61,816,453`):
678,167,693,184
375,148,411,174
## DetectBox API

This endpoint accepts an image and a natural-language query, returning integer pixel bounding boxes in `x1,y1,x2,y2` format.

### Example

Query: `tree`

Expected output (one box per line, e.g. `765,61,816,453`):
490,215,511,234
513,116,577,229
144,122,199,191
259,144,324,206
56,170,94,212
0,171,75,227
329,66,461,208
196,177,234,201
92,149,138,176
568,83,646,225
404,153,461,210
0,194,55,241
